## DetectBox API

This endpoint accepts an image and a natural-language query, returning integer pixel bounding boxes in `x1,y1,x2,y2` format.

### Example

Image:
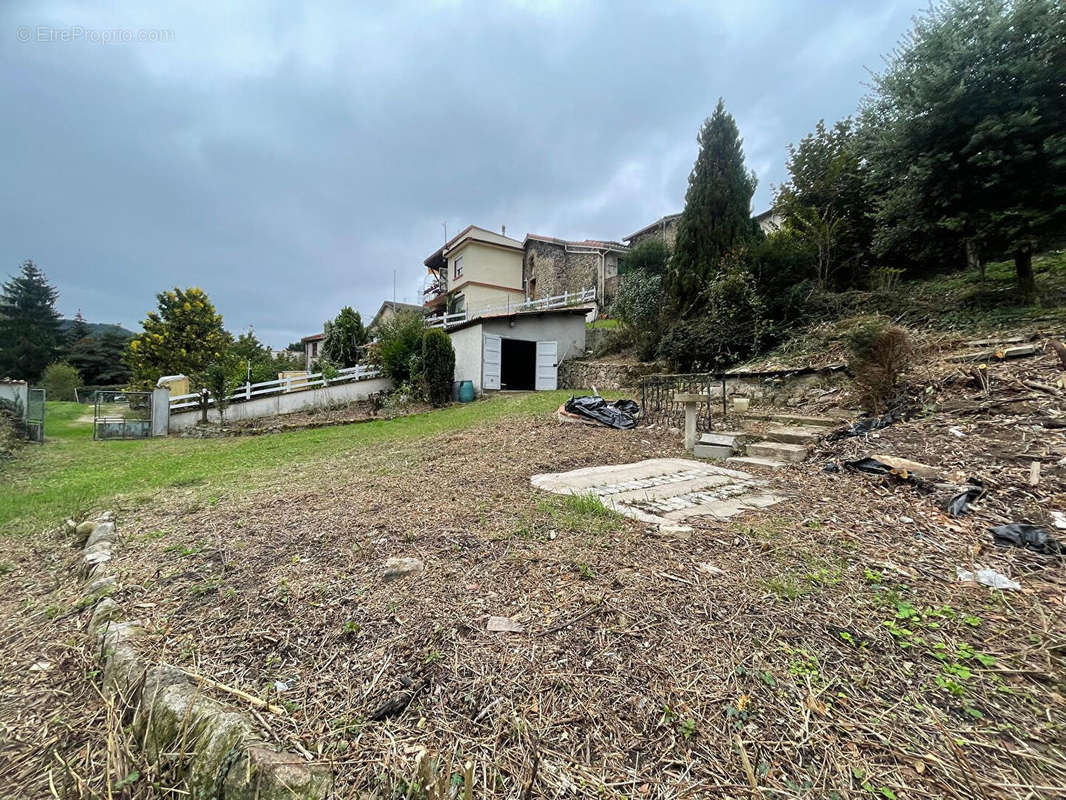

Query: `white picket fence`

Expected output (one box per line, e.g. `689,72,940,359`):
169,364,381,411
427,287,596,329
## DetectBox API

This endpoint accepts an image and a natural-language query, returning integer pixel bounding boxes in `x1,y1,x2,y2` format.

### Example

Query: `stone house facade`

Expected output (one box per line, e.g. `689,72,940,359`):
522,235,627,309
624,213,681,249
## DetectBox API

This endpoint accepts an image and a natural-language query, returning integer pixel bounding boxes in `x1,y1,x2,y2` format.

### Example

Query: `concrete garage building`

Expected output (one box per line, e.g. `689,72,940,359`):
448,308,586,394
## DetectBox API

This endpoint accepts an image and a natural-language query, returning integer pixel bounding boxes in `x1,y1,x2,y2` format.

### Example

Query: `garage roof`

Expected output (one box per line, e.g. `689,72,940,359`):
445,306,588,333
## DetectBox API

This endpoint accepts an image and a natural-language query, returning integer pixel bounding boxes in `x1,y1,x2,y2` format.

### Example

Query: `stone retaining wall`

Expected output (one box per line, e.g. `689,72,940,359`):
559,358,662,391
73,513,332,798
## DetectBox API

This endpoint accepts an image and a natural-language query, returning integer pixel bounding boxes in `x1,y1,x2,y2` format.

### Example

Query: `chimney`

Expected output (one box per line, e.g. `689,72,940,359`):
501,224,506,236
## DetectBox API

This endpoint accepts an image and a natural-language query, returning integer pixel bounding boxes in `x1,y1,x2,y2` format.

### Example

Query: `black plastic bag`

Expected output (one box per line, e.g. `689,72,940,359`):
990,523,1063,555
826,411,900,442
564,396,640,430
830,457,931,490
945,481,985,517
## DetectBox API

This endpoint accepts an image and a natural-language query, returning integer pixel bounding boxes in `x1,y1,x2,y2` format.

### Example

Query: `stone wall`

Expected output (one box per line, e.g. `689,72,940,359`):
559,358,662,391
628,216,679,250
524,239,599,302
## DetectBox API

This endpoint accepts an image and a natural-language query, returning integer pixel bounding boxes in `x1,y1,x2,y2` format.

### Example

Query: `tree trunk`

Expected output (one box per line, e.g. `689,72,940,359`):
965,239,984,283
1014,247,1037,304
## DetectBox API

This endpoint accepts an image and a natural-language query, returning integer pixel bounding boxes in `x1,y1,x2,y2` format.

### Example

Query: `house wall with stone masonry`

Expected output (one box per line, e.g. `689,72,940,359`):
523,240,622,308
628,216,679,250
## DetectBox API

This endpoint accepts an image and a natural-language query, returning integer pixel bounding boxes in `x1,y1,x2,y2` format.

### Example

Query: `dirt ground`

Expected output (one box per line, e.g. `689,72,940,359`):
3,348,1066,799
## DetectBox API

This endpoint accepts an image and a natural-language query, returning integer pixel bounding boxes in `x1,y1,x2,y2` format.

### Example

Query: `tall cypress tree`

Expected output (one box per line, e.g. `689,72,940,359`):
0,260,63,382
668,99,757,315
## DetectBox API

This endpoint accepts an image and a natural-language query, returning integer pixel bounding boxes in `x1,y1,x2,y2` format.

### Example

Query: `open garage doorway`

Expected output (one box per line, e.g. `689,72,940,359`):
500,338,536,390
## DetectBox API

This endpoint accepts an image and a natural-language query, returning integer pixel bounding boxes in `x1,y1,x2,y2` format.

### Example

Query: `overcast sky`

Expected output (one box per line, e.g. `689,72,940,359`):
2,1,925,346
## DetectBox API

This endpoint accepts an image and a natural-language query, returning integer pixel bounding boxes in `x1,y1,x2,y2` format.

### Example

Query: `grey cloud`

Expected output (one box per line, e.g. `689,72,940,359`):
1,0,923,345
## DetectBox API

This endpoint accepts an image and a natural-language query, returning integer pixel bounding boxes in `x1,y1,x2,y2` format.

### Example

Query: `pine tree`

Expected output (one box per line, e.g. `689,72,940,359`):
0,260,63,382
668,100,758,315
68,329,132,386
863,0,1066,303
67,310,91,344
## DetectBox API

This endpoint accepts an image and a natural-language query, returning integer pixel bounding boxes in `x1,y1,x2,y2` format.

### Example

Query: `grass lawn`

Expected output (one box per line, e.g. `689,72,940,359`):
0,391,591,537
586,318,620,329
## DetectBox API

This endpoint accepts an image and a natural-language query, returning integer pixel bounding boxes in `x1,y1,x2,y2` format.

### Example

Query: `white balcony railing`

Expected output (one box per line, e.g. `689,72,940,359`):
426,287,596,329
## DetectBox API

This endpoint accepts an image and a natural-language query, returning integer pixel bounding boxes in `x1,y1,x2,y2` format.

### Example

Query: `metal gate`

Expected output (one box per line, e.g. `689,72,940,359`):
640,373,728,433
26,388,45,443
93,390,152,440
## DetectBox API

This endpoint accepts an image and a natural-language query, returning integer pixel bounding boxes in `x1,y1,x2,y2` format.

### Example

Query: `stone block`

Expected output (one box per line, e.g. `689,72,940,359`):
747,441,808,463
694,443,733,460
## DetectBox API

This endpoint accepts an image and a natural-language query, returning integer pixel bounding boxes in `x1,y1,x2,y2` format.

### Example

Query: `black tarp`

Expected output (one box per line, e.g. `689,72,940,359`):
564,396,640,429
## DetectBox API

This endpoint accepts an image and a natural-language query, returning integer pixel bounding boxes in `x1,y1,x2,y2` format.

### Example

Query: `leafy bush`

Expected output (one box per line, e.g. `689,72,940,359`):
421,328,455,406
658,261,766,371
620,239,670,276
321,306,368,368
40,361,83,401
202,360,239,423
611,269,664,358
371,311,425,384
750,231,817,325
592,326,636,358
844,317,912,413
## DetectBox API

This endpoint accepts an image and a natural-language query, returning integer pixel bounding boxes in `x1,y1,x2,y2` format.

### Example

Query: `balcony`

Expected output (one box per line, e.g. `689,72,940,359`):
423,270,448,308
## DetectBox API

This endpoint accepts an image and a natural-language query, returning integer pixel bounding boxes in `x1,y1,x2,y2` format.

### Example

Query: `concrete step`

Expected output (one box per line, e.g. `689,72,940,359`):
698,430,756,447
693,442,733,460
760,413,841,428
746,441,809,463
763,424,824,445
727,455,788,470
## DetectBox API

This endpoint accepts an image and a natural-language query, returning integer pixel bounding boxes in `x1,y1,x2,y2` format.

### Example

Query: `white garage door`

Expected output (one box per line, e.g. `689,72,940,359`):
483,334,501,390
535,340,558,391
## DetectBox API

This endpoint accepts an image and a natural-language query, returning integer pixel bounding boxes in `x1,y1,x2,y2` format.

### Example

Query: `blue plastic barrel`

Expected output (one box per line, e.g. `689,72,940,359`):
458,380,475,403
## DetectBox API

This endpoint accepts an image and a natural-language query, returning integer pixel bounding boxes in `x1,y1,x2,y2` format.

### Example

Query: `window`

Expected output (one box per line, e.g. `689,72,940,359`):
311,342,318,357
454,255,463,279
606,256,618,278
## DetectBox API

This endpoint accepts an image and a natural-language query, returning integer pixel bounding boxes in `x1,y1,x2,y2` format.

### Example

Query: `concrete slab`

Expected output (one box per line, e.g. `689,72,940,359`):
727,455,788,470
531,458,784,528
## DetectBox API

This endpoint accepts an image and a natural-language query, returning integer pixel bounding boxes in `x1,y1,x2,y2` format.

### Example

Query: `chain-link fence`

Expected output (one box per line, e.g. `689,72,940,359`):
93,390,152,440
